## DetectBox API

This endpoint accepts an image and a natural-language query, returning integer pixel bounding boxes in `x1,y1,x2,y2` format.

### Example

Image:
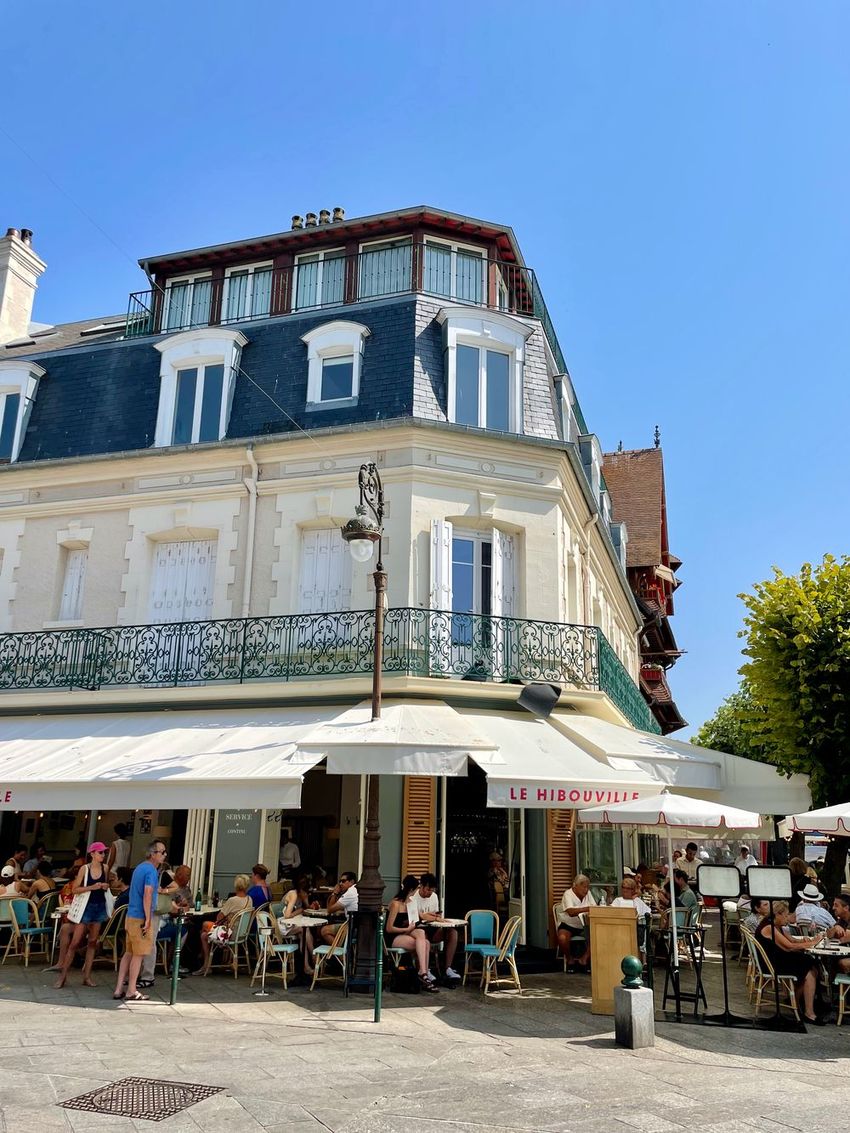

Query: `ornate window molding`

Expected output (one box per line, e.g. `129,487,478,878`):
301,320,370,410
153,328,247,447
0,360,45,463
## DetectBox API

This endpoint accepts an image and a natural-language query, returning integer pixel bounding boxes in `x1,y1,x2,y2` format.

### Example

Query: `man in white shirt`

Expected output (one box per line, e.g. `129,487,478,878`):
280,833,301,878
612,876,652,958
407,873,461,983
678,843,700,885
794,883,836,933
557,874,596,971
320,872,359,945
734,846,759,890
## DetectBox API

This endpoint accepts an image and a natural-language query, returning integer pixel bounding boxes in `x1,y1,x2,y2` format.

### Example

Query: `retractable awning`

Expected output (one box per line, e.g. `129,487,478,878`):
553,712,811,814
451,708,662,808
295,700,499,776
0,707,332,810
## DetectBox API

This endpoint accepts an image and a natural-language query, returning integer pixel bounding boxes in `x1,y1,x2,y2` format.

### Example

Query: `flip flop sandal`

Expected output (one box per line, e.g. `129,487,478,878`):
418,973,439,993
112,991,125,1000
125,992,150,1002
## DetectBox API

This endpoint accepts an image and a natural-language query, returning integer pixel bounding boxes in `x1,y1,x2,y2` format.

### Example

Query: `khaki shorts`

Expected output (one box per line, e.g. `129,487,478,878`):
125,916,153,956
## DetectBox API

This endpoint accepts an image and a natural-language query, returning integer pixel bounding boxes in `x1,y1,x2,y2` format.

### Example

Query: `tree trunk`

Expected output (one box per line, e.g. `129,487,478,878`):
789,831,805,862
820,835,849,898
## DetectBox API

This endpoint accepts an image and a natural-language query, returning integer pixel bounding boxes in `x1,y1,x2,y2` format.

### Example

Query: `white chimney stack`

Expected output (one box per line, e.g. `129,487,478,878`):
0,227,46,345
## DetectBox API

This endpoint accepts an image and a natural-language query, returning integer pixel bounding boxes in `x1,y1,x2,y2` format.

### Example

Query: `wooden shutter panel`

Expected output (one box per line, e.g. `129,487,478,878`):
547,809,577,946
401,776,436,878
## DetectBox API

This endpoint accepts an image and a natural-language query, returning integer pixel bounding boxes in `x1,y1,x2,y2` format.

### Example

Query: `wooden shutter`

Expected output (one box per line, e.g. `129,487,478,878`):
298,530,352,614
491,529,515,618
148,539,216,624
58,548,88,621
429,519,453,610
401,776,436,878
546,809,577,946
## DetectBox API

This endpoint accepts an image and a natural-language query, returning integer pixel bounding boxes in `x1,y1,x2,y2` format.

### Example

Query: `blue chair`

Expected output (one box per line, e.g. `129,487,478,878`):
478,916,523,994
462,909,499,985
251,910,299,989
2,899,50,966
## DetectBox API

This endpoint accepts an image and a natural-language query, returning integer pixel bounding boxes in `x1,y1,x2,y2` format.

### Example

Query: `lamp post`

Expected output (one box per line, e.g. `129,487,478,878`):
340,461,386,928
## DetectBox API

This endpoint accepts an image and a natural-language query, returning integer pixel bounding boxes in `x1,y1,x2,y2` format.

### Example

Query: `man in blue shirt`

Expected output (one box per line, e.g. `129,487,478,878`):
113,841,167,1001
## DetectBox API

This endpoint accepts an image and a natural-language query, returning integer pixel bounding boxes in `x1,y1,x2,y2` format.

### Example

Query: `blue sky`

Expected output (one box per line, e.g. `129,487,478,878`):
4,2,849,731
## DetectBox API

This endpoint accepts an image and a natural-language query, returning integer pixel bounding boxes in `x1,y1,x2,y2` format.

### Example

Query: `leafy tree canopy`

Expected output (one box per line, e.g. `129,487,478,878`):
738,554,850,807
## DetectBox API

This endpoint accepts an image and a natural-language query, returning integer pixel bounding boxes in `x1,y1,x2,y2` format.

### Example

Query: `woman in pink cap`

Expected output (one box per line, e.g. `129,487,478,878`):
53,842,112,989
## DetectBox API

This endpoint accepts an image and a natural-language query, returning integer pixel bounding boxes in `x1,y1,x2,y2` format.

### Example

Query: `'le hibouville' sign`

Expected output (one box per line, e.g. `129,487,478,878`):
486,784,643,808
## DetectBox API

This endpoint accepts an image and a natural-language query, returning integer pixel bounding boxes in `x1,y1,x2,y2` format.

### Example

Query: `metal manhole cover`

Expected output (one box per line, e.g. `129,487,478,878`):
59,1076,225,1121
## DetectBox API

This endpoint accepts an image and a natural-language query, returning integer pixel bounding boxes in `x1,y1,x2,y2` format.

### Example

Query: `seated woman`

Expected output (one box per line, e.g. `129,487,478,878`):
195,874,253,976
277,874,316,974
246,864,271,908
756,900,825,1025
385,875,437,993
27,860,58,901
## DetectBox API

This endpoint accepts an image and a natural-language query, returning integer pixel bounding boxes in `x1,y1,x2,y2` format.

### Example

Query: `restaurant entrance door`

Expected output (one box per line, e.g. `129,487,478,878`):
444,764,507,918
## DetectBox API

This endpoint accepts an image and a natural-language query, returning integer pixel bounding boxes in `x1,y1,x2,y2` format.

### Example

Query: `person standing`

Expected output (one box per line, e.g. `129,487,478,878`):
113,840,166,1002
137,844,175,991
280,832,301,879
734,845,759,892
677,843,700,888
4,845,27,880
53,842,111,989
107,824,131,877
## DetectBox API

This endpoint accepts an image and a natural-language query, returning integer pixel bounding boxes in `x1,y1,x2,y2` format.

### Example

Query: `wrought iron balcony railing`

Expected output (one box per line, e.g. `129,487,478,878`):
125,245,569,372
0,608,659,733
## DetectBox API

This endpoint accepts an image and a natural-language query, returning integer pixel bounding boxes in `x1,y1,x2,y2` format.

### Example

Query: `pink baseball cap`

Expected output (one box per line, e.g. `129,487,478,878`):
88,841,108,853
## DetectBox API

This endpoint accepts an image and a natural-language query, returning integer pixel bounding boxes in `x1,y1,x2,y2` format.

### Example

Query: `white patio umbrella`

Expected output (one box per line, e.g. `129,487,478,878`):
579,788,763,1017
788,803,850,834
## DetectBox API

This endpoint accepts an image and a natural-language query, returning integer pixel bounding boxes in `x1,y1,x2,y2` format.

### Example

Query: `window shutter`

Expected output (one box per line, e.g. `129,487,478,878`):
58,548,87,621
429,519,453,610
298,530,352,614
547,809,577,947
401,776,436,877
491,529,515,618
149,540,216,624
183,539,216,620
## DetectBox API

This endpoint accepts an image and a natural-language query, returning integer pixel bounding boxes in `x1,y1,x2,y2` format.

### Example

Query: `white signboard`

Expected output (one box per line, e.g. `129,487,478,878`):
487,783,644,809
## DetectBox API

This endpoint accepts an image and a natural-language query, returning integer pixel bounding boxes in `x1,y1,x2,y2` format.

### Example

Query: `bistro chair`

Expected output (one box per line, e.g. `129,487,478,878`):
463,909,499,985
95,905,127,970
36,891,61,924
310,920,348,990
743,929,799,1019
2,899,50,966
835,974,850,1026
269,900,285,919
478,915,523,995
206,909,254,979
251,910,299,989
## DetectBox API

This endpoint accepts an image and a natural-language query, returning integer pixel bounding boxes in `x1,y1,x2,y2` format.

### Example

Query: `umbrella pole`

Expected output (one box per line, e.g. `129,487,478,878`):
667,829,682,1022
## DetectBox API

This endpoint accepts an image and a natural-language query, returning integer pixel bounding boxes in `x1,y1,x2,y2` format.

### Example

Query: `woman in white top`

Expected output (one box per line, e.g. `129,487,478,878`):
611,876,652,958
107,824,130,877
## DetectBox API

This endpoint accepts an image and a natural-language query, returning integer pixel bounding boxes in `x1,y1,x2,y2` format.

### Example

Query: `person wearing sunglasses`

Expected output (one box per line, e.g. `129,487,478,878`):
53,842,111,989
611,876,652,960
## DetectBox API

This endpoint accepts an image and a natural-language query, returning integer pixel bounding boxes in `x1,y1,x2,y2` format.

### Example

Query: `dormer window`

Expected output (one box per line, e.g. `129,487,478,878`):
163,273,212,331
301,320,370,410
223,262,273,322
0,360,45,463
153,328,246,447
437,307,530,434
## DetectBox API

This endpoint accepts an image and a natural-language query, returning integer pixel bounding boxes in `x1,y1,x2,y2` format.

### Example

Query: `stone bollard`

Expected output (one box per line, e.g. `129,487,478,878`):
613,956,655,1049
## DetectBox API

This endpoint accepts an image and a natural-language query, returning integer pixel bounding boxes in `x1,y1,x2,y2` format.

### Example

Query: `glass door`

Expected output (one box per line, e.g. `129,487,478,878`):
507,808,526,941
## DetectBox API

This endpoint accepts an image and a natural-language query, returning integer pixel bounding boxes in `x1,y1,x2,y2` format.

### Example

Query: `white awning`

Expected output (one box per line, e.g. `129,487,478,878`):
296,700,499,776
0,707,332,810
451,708,662,809
553,712,811,814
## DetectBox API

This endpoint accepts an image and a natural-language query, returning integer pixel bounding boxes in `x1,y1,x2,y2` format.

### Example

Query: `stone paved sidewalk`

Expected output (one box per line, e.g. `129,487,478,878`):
1,952,848,1133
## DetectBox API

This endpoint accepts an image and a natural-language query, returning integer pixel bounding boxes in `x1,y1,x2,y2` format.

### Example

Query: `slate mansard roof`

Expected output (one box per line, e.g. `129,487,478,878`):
7,297,562,464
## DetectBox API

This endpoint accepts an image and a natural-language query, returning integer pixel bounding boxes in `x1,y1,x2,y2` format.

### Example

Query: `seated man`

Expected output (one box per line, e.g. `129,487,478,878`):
743,898,770,933
113,867,134,909
407,873,461,984
611,876,652,958
556,874,595,972
319,872,359,946
794,883,836,934
672,869,698,917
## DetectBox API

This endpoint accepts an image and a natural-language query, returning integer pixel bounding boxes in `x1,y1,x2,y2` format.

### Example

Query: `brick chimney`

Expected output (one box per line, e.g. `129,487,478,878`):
0,227,47,344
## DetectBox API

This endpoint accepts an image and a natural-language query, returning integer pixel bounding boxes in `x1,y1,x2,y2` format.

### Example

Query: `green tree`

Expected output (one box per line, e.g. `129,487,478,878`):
738,555,850,896
692,688,771,761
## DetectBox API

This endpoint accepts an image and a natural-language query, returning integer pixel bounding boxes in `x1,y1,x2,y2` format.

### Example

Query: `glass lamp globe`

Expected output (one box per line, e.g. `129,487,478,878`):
347,538,376,563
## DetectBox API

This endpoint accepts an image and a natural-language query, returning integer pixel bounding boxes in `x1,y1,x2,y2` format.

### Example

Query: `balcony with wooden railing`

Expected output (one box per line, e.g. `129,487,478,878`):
125,244,569,375
0,608,659,733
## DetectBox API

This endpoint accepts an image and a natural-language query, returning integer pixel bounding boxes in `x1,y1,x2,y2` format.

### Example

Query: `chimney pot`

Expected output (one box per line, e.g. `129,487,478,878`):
305,212,318,227
291,215,304,230
332,207,345,223
5,228,20,239
20,229,33,246
318,209,331,225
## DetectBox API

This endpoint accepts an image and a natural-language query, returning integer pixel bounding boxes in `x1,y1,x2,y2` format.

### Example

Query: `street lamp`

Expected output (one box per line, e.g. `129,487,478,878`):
340,461,386,932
